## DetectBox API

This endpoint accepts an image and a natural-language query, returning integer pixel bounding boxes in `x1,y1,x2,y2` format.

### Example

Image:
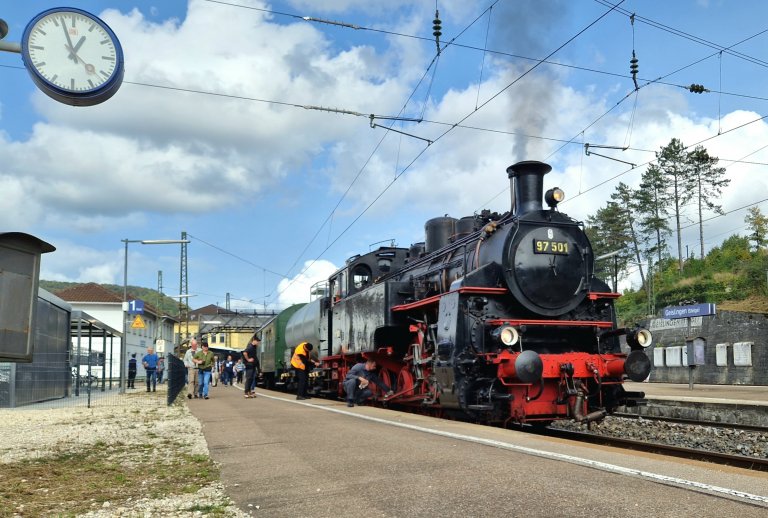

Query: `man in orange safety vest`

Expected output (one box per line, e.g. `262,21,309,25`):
291,342,319,400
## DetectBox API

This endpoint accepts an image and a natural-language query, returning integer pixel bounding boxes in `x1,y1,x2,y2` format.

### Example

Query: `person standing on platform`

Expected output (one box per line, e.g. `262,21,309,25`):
193,341,215,399
127,353,137,389
211,355,220,387
157,356,165,384
221,354,234,386
242,336,261,398
291,342,320,400
142,347,159,392
183,339,199,399
343,358,393,407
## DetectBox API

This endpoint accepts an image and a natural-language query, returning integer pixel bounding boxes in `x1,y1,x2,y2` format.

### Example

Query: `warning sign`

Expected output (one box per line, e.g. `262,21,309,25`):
131,315,146,329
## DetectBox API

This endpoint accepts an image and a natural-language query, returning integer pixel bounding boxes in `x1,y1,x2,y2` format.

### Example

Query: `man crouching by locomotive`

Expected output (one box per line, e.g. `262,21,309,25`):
344,359,394,407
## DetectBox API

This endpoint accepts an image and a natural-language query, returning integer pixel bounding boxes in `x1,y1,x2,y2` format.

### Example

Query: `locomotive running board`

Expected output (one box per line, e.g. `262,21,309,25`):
392,287,508,312
392,289,620,313
487,318,614,328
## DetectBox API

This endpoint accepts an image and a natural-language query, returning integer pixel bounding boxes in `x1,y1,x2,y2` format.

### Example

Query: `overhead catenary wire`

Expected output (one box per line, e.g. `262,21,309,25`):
5,1,767,304
186,233,288,279
593,0,768,68
262,1,504,299
265,0,629,305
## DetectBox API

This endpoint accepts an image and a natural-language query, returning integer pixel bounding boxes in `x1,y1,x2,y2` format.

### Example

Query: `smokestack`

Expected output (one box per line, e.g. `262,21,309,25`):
506,161,552,215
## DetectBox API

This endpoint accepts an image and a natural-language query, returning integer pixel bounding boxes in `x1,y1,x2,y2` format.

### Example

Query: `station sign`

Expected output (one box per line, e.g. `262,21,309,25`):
127,299,144,314
662,303,716,320
131,315,146,329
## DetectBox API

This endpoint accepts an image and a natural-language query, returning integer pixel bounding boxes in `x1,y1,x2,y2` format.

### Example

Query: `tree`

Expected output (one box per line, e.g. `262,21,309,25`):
586,201,633,291
637,164,672,266
745,206,768,251
611,182,646,287
656,138,695,273
688,146,730,260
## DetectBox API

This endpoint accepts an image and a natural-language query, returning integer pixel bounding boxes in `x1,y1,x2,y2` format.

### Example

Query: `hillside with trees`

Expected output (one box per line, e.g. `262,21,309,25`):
39,280,186,317
586,138,768,325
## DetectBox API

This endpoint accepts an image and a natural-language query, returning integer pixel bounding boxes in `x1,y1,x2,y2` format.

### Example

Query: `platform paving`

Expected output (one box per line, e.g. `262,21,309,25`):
187,384,768,517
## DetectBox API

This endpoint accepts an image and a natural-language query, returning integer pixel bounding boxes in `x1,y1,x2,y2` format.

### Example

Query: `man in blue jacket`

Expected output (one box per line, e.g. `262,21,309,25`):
142,347,159,392
343,358,393,407
127,353,137,389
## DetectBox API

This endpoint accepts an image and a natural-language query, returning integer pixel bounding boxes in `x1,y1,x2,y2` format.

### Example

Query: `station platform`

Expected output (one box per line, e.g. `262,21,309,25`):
625,381,768,406
187,385,768,517
623,382,768,426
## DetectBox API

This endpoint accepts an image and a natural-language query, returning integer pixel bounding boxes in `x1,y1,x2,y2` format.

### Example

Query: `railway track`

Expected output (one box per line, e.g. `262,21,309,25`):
611,412,768,433
534,426,768,472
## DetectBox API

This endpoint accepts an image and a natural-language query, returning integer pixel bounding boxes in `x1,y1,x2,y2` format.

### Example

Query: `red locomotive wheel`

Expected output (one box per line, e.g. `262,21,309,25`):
398,368,415,396
376,369,392,396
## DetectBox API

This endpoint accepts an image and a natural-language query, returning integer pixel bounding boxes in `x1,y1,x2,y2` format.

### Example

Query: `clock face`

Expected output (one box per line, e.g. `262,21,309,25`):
22,8,124,106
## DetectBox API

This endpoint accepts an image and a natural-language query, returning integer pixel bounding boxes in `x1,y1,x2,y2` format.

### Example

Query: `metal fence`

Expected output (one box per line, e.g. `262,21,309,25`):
0,351,176,409
166,353,186,404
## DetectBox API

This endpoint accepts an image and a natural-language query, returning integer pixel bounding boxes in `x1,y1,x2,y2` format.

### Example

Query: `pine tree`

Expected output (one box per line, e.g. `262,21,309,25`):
637,164,672,265
745,206,768,251
656,138,695,273
688,146,730,260
611,182,646,287
586,201,633,290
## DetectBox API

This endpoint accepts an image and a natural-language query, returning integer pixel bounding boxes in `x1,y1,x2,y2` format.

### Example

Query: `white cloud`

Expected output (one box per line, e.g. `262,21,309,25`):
40,241,121,283
6,0,767,301
276,259,337,306
2,0,416,230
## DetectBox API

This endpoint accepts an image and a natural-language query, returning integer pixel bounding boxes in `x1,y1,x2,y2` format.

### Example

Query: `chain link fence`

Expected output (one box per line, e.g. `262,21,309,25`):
0,352,180,409
166,353,186,404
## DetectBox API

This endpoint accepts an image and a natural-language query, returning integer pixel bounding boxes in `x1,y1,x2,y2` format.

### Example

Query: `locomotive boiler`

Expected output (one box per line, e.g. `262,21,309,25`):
284,160,652,425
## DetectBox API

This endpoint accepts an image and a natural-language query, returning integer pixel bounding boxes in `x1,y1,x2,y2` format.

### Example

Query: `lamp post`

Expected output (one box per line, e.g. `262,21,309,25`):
120,238,189,394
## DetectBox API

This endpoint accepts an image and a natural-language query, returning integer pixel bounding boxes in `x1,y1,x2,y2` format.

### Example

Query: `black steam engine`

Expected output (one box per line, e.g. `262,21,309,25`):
285,161,652,425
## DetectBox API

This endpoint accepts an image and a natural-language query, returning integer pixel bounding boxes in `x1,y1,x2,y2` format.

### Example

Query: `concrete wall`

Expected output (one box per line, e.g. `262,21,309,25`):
643,311,768,385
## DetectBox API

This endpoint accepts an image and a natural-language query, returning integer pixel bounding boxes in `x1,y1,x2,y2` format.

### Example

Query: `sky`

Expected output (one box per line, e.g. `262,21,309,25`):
1,0,767,312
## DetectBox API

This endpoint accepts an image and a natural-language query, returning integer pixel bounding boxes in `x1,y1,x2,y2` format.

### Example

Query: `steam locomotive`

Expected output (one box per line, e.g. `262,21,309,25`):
270,161,652,425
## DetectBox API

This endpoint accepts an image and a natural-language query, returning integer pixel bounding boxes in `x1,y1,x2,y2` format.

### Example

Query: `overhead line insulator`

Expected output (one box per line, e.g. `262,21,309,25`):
630,51,639,90
688,83,707,94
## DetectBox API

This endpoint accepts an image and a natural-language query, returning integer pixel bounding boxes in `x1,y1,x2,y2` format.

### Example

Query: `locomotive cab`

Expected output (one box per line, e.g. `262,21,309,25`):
330,246,409,302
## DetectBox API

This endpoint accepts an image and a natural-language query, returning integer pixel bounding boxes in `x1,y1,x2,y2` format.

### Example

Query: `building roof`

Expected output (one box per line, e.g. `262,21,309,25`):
56,282,176,321
189,304,226,317
56,282,122,303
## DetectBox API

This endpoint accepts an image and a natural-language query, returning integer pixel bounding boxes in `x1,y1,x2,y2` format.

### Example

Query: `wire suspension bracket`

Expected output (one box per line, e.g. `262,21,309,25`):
584,143,636,168
629,14,639,90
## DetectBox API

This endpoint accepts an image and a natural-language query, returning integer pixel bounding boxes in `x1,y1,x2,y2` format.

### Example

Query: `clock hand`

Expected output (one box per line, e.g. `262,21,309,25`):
61,17,78,63
67,36,87,65
64,44,96,74
72,36,86,54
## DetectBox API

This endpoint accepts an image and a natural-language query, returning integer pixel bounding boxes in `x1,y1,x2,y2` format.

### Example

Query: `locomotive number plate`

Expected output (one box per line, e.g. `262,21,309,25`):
533,239,569,255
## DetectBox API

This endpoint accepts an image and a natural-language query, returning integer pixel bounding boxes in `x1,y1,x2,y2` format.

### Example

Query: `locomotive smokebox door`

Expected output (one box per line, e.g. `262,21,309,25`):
503,223,590,316
0,233,56,362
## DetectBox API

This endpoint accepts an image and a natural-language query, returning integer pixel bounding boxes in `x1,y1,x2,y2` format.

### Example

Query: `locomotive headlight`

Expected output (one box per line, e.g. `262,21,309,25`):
626,328,653,350
493,325,520,346
545,187,565,208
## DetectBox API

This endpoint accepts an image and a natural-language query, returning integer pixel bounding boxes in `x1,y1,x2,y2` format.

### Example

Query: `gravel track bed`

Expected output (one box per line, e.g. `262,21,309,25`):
552,416,768,458
0,395,249,517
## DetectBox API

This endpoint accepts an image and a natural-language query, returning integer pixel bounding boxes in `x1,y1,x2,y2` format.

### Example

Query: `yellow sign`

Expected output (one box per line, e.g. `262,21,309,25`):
131,315,146,329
